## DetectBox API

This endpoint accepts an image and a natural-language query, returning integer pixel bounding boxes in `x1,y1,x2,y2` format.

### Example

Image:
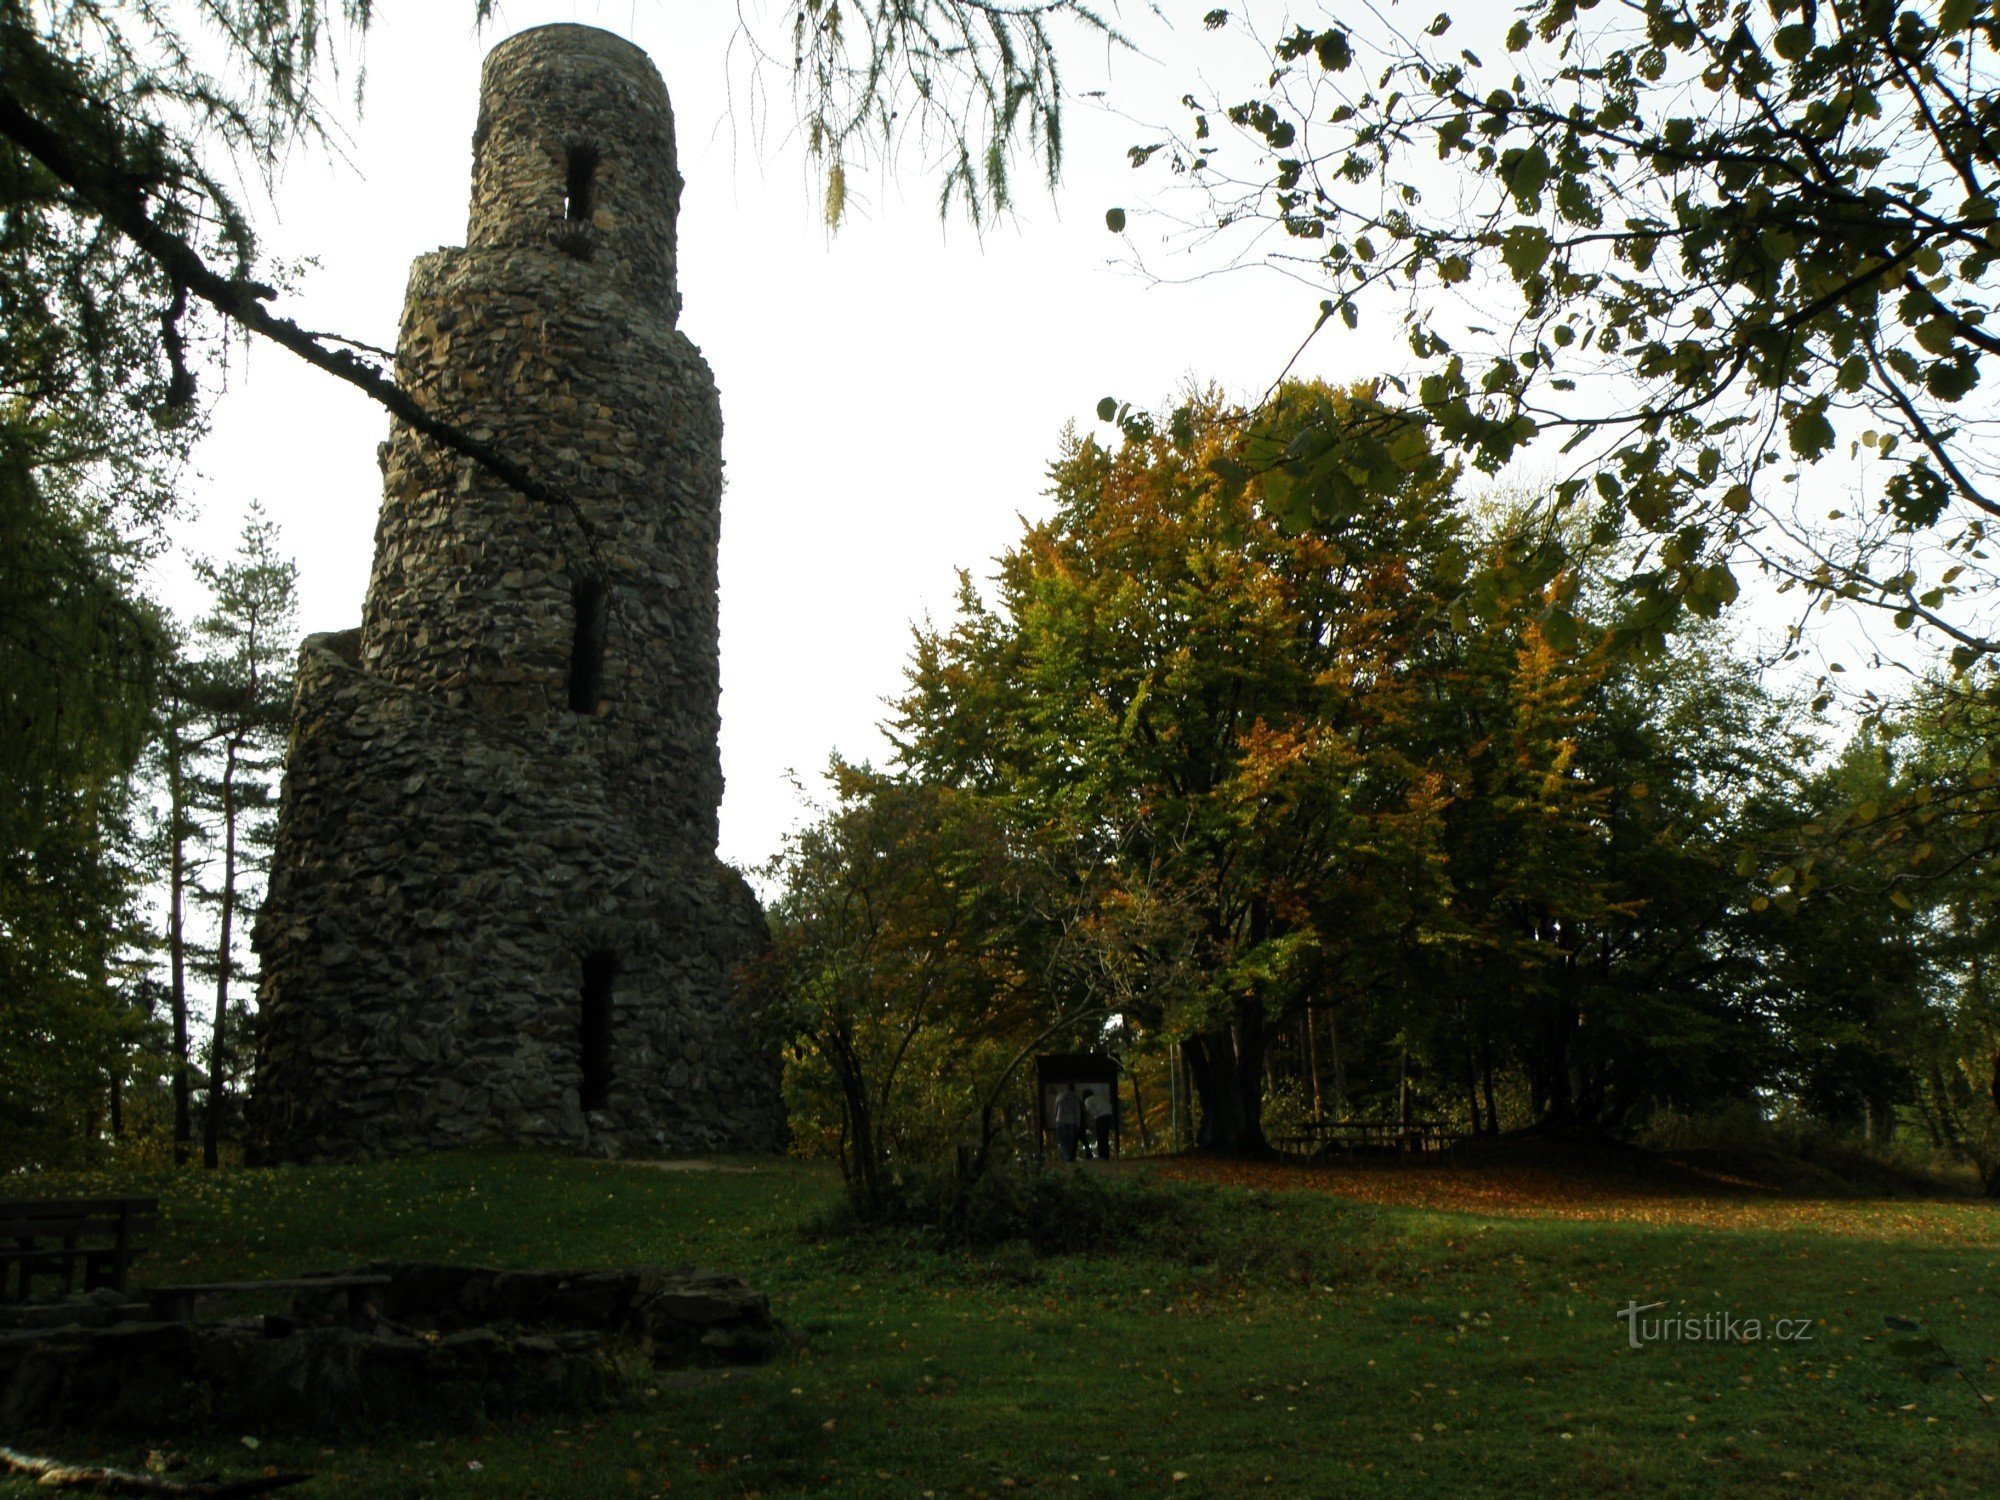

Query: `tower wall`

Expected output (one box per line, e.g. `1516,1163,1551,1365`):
249,26,782,1162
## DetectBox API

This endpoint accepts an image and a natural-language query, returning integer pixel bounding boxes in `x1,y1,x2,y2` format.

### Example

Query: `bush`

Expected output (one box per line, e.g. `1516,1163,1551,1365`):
804,1157,1372,1287
808,1158,1187,1252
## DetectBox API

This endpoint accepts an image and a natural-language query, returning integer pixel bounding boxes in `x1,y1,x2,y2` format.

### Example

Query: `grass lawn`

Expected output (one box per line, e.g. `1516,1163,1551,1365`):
3,1149,1997,1498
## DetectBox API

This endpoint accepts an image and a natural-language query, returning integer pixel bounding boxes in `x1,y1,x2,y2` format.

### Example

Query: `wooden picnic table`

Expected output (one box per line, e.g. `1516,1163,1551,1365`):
0,1197,158,1300
1278,1120,1469,1158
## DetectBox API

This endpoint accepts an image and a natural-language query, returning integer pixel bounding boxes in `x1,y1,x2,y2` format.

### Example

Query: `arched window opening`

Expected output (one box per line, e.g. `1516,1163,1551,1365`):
579,950,617,1112
564,144,600,223
567,576,607,714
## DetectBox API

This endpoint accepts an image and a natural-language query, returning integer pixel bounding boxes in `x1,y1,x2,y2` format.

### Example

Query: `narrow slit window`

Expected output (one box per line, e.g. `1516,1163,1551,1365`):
567,576,607,714
579,951,617,1112
564,144,600,223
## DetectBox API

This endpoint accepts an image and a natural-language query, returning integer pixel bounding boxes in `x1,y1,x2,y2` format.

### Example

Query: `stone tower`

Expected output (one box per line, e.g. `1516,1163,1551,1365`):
249,25,784,1162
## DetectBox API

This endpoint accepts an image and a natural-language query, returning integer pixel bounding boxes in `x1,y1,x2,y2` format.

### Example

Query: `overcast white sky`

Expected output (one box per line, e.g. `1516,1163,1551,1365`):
161,0,1401,871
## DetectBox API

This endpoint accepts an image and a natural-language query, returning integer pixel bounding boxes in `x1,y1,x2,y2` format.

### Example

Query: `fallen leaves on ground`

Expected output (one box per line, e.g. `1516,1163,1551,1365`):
1147,1154,1994,1242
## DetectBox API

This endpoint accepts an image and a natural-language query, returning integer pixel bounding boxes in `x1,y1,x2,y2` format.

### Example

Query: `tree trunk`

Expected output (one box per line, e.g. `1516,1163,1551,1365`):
1168,1048,1184,1152
1128,1060,1151,1151
1182,1009,1271,1155
205,736,239,1171
168,730,192,1165
1922,1059,1961,1152
824,1021,882,1214
840,1070,879,1211
1328,1007,1347,1119
1480,1037,1500,1137
1534,999,1578,1126
1304,1004,1323,1120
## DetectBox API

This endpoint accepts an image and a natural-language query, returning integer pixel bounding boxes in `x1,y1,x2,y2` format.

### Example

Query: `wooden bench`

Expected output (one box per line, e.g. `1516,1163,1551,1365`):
0,1197,158,1301
1277,1120,1469,1159
147,1274,393,1329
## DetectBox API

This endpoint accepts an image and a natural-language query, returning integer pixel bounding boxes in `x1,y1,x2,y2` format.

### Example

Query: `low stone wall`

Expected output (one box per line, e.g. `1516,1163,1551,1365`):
339,1260,779,1366
0,1263,775,1433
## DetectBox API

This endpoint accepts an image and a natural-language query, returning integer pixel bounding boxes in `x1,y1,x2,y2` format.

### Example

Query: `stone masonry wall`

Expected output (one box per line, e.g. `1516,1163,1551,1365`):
249,25,783,1162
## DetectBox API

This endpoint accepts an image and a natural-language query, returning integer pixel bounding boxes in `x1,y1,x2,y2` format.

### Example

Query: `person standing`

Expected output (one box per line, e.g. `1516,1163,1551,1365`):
1053,1084,1082,1163
1083,1088,1113,1160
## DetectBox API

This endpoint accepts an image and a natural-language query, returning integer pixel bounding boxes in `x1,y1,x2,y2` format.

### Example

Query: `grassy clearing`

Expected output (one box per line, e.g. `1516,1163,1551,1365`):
4,1151,1997,1498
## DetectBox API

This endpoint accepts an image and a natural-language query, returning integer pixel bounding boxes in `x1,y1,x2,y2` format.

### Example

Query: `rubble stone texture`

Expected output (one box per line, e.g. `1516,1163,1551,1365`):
0,1264,777,1431
248,24,784,1162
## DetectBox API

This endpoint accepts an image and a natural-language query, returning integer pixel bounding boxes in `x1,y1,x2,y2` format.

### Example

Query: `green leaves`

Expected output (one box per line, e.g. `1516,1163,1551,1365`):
1938,0,1982,32
1885,463,1951,528
1538,604,1580,654
1772,23,1814,62
1143,0,2000,664
1499,144,1549,211
1913,317,1956,356
1684,562,1739,618
1500,226,1551,280
1270,25,1354,71
1785,407,1835,460
1925,355,1978,402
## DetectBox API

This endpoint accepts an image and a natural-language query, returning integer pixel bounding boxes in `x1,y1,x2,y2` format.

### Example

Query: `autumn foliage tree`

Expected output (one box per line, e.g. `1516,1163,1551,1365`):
895,385,1490,1150
752,762,1109,1212
872,383,1828,1150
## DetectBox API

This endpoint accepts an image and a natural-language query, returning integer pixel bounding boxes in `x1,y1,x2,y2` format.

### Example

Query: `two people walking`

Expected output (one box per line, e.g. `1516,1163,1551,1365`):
1052,1083,1114,1162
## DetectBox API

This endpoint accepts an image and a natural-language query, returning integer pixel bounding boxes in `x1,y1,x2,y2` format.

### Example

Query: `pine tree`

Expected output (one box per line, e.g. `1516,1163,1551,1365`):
178,505,297,1169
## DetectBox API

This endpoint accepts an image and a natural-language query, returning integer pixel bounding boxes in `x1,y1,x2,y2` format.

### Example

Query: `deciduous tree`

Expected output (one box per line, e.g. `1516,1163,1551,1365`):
1136,2,2000,662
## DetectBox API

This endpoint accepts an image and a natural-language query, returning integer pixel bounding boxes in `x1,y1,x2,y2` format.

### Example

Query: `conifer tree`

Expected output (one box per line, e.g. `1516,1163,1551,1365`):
177,505,297,1169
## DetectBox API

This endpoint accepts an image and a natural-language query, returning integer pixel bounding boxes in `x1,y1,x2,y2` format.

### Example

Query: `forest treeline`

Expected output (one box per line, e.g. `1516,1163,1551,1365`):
3,493,296,1167
7,3,2000,1191
760,386,2000,1201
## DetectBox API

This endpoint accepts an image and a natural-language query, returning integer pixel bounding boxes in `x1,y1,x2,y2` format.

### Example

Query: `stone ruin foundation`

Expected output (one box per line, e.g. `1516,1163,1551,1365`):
248,25,784,1162
0,1264,777,1432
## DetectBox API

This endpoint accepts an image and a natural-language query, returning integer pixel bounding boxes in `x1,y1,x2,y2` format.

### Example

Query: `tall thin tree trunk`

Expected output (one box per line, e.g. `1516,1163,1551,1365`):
205,736,239,1171
1128,1061,1151,1152
1305,1004,1324,1120
1328,1008,1347,1119
109,1073,123,1140
167,730,192,1165
1480,1036,1500,1137
1926,1060,1961,1153
1397,1044,1410,1128
1168,1040,1184,1160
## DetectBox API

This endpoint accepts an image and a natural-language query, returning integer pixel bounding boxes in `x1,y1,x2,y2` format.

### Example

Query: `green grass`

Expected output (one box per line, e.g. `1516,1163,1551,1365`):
4,1152,1998,1497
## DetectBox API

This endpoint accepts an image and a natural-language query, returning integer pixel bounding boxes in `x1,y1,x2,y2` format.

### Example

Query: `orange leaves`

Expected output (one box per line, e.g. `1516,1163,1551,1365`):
1149,1151,1991,1241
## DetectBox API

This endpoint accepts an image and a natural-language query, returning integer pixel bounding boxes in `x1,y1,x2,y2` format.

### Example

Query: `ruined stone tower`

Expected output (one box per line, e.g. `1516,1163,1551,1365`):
249,25,784,1161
